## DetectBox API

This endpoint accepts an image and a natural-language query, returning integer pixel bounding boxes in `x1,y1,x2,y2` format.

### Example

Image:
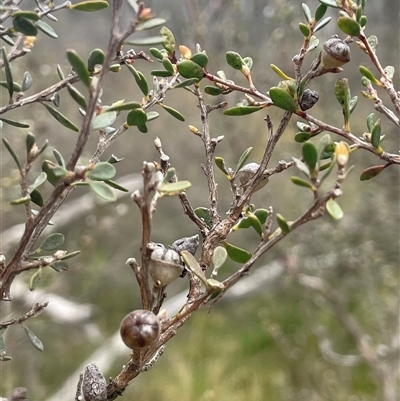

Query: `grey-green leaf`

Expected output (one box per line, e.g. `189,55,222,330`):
326,198,344,220
194,207,212,227
13,16,38,36
53,149,66,167
3,137,21,170
212,246,227,271
0,117,29,128
125,36,166,46
159,104,185,121
126,64,149,96
67,84,87,109
302,142,318,172
67,49,91,88
235,147,253,174
223,242,251,264
40,233,65,251
88,179,117,201
87,162,116,181
43,103,79,132
50,261,69,272
91,111,117,130
1,47,13,99
157,181,191,195
35,20,58,38
276,213,291,234
21,71,33,92
29,172,47,191
22,324,44,351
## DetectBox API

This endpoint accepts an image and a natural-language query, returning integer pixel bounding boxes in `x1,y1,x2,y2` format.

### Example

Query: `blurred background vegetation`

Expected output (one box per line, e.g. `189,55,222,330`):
0,0,399,400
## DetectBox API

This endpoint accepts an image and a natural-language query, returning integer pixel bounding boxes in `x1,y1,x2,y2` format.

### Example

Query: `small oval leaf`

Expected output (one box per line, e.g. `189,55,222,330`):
326,198,344,220
21,71,33,92
359,164,386,181
204,86,224,96
194,207,211,227
87,180,117,201
173,78,199,88
137,18,167,31
40,233,65,251
67,49,91,88
13,16,38,36
106,101,141,112
302,142,318,171
291,176,313,189
35,20,58,38
87,162,116,181
225,51,244,70
87,48,105,72
2,137,21,169
29,270,41,291
315,3,328,21
125,36,166,46
22,324,44,351
180,250,207,285
30,189,44,207
126,108,148,126
1,47,13,99
177,59,204,80
160,26,175,55
50,261,69,272
295,132,312,143
159,104,185,121
223,242,251,264
190,52,209,68
103,179,129,192
212,246,228,270
276,213,291,234
126,64,149,95
223,106,263,116
337,16,361,37
157,181,191,195
235,147,253,174
29,172,47,191
43,103,79,132
314,16,331,33
67,84,87,109
26,131,36,153
92,110,117,130
269,87,297,112
299,22,310,37
68,0,109,12
215,157,230,176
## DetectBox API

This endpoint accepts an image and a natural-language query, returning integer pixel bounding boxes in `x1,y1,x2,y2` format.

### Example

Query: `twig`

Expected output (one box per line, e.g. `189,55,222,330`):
0,302,48,327
194,85,220,226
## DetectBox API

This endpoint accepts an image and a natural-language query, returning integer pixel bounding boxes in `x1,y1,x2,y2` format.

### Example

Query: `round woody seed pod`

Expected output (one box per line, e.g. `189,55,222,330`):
120,310,160,349
321,37,351,70
299,89,319,111
149,244,184,287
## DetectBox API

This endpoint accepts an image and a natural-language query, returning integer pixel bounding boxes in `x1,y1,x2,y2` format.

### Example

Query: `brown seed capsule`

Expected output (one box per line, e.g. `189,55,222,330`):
299,89,319,111
149,244,184,287
321,36,351,70
237,163,269,193
120,310,160,349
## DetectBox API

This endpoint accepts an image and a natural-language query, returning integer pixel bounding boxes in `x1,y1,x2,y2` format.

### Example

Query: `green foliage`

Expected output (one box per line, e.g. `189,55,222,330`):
0,1,398,400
